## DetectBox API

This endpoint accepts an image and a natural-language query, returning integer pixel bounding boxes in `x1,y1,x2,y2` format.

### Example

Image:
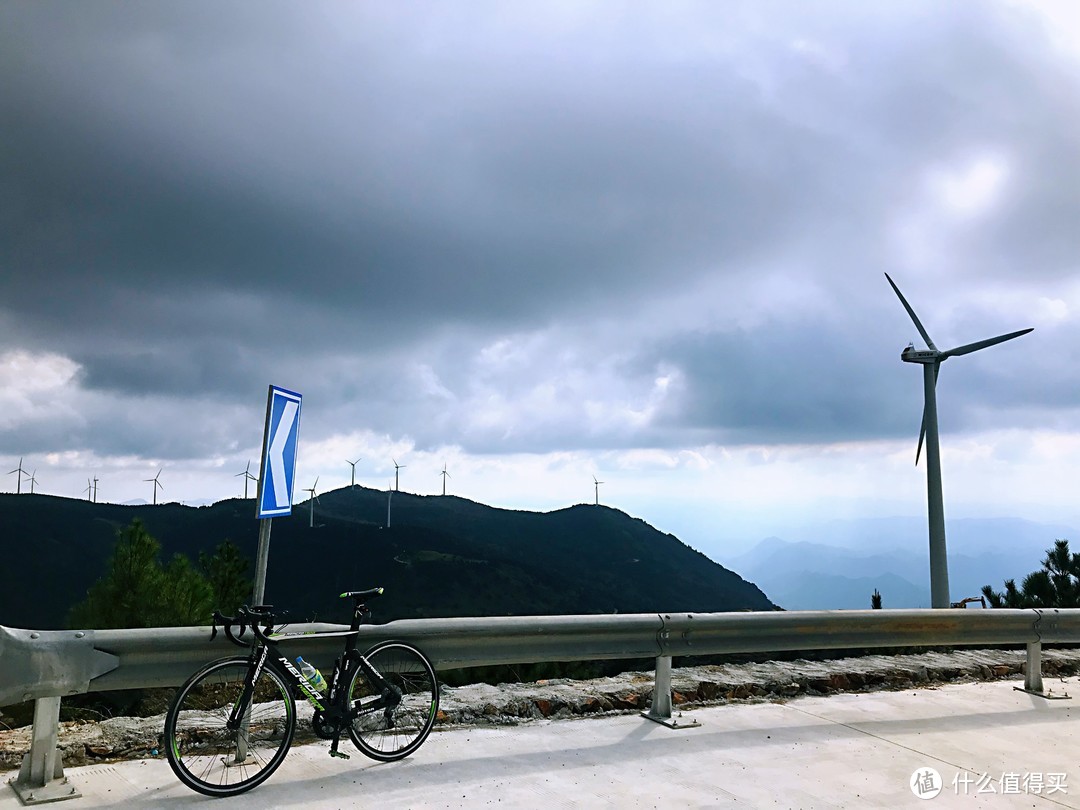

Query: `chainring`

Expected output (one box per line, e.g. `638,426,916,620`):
311,710,342,740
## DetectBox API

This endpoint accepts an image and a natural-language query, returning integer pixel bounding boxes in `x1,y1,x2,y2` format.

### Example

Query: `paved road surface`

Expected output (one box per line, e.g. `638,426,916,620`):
3,680,1078,808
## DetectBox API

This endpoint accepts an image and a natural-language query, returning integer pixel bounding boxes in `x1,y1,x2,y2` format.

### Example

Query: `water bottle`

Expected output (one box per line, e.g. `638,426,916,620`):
296,656,327,693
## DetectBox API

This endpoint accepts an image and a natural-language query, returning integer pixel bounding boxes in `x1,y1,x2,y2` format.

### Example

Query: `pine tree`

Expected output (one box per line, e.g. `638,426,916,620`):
69,519,225,628
198,539,253,614
70,519,165,628
982,539,1080,608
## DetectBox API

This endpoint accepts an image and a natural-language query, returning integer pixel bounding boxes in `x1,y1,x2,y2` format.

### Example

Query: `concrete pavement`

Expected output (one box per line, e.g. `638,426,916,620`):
2,679,1078,808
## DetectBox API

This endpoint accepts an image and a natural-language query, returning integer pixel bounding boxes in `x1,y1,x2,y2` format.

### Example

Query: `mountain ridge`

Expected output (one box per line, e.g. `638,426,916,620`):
0,487,776,629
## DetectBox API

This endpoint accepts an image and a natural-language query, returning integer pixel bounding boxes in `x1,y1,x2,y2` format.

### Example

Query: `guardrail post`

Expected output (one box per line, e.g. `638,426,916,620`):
1025,641,1043,694
1014,641,1070,700
641,656,699,729
8,696,80,805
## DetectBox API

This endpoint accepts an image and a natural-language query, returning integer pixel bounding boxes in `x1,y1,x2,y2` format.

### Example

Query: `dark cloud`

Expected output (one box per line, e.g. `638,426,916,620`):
1,1,1078,463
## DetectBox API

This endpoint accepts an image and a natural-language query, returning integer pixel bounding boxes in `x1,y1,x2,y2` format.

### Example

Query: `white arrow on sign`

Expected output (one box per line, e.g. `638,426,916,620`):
268,400,299,508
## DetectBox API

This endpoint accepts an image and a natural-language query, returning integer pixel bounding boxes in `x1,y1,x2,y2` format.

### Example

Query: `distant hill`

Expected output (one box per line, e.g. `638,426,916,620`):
728,517,1080,610
0,488,776,629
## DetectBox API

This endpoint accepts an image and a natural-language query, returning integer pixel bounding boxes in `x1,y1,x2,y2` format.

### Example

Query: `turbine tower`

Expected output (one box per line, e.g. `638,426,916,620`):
440,463,450,496
885,273,1033,609
393,459,406,492
27,470,37,494
593,475,604,506
386,481,393,528
92,476,99,503
7,457,26,494
347,458,362,488
235,460,257,499
85,478,93,501
303,477,320,528
145,469,164,505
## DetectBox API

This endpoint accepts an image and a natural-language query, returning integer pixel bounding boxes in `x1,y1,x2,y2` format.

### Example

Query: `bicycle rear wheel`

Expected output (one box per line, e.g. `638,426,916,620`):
346,640,439,761
164,656,296,797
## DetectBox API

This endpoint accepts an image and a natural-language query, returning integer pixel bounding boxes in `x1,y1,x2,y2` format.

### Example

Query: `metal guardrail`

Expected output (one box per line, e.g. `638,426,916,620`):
3,607,1078,804
5,607,1074,706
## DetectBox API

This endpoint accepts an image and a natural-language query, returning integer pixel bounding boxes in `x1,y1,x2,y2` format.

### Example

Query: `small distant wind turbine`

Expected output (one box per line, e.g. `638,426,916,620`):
386,481,393,528
27,470,37,494
85,478,93,501
347,458,362,488
92,476,99,503
593,475,604,506
145,469,164,505
440,463,451,496
885,272,1033,609
235,460,257,499
303,477,320,528
7,457,26,494
393,459,406,492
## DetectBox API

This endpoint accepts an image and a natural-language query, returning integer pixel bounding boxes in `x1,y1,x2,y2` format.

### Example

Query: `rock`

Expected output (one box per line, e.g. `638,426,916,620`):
827,673,850,691
697,681,722,700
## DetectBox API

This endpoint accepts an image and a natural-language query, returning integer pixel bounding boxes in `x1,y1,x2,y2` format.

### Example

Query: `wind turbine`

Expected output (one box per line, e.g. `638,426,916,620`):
145,469,164,505
7,458,26,494
235,460,257,499
85,478,93,501
27,470,37,494
440,463,450,496
885,273,1033,609
386,481,393,528
92,476,99,503
347,458,362,488
393,459,406,492
593,475,604,506
303,477,320,528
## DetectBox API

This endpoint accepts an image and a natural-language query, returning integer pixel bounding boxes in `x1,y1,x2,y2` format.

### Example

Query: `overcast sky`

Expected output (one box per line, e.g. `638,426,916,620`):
3,1,1080,560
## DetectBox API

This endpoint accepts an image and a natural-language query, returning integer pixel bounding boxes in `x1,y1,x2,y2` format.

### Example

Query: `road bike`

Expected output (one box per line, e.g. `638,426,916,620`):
163,588,439,797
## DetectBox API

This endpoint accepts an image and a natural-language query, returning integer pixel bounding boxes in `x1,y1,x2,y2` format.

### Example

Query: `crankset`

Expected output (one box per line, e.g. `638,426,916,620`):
311,709,343,740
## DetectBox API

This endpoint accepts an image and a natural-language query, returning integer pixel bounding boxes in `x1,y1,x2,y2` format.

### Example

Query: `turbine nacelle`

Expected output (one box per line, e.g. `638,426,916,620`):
900,347,940,364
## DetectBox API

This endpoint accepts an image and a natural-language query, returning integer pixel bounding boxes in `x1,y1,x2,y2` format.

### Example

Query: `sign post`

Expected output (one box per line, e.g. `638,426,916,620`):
252,385,302,606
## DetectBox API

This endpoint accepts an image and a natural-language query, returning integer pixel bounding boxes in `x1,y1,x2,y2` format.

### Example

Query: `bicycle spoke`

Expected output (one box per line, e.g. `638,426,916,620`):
165,658,295,797
346,641,439,761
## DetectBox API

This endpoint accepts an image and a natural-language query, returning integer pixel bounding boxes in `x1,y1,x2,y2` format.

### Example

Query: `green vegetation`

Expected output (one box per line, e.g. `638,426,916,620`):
69,519,252,628
871,589,882,609
982,539,1079,608
198,538,253,614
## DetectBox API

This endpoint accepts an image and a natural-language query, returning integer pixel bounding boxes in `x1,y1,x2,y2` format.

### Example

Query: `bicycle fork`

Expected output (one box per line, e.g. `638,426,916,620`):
226,646,271,766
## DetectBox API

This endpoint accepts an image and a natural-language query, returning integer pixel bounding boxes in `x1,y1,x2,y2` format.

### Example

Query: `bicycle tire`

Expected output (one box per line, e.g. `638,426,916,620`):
164,655,296,797
346,640,439,761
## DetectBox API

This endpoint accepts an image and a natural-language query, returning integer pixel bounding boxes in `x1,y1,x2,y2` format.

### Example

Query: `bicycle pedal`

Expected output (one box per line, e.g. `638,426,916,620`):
329,749,351,760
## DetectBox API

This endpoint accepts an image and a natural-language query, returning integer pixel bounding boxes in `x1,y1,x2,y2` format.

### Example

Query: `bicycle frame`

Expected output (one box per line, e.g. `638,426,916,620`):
223,612,399,739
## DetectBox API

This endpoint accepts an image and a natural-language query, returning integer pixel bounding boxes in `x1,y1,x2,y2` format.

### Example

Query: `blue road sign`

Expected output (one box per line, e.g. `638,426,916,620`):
256,385,303,518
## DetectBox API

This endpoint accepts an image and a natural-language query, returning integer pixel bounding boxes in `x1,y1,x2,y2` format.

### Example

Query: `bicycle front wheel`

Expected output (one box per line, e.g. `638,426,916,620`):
346,640,439,761
164,656,296,797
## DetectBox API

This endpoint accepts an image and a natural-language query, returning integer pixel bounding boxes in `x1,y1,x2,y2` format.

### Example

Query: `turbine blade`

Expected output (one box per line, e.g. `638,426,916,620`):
915,364,940,465
916,412,925,466
884,273,938,351
940,327,1033,358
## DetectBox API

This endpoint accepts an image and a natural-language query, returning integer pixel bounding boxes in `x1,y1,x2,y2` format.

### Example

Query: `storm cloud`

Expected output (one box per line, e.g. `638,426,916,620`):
1,1,1078,509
